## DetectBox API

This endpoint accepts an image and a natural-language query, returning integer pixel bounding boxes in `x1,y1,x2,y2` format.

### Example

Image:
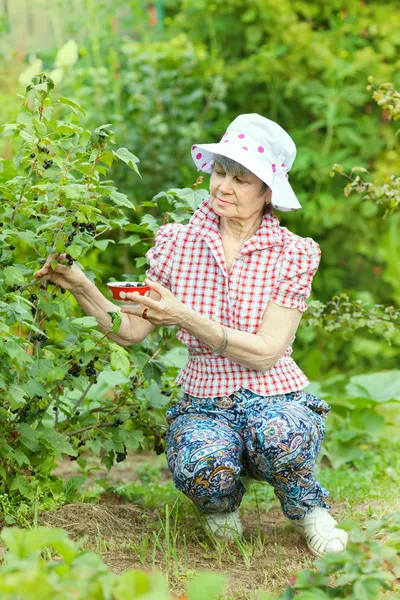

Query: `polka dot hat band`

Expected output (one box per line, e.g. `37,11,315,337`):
191,113,302,212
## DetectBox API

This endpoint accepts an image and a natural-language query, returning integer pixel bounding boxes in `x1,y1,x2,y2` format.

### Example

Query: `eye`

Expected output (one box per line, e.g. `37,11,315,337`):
235,176,245,183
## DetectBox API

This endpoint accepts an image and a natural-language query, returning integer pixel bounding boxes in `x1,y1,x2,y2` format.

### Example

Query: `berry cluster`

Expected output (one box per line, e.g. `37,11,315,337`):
32,333,47,342
38,146,50,154
29,294,38,303
113,418,123,427
43,159,53,170
85,359,97,377
79,222,96,236
66,254,74,266
116,445,127,463
68,362,81,377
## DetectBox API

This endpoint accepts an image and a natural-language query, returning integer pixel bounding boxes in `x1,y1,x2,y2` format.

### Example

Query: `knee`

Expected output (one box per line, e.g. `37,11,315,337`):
246,404,322,468
171,449,241,500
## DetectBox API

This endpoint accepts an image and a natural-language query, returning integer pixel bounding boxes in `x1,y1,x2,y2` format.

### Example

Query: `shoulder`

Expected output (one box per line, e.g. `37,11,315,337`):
154,222,185,242
280,227,321,262
277,227,321,275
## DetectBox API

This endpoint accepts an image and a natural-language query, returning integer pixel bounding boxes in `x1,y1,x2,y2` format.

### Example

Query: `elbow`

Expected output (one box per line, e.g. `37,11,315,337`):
254,344,282,372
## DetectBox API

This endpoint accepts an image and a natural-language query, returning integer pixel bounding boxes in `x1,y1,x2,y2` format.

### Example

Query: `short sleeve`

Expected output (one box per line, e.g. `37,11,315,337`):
270,237,322,313
145,223,182,289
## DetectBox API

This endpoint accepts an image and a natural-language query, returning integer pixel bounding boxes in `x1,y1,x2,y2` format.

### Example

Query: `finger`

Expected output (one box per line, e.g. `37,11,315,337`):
145,278,168,294
125,293,159,310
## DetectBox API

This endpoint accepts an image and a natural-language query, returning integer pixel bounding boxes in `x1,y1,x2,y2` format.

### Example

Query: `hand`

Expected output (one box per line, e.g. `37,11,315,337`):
33,253,88,292
120,278,188,327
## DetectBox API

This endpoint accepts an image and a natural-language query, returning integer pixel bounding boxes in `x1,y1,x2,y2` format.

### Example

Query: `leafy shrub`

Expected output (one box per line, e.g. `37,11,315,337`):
0,73,207,505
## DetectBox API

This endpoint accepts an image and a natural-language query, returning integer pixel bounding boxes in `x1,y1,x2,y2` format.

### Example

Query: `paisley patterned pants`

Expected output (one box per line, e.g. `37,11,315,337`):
165,388,331,520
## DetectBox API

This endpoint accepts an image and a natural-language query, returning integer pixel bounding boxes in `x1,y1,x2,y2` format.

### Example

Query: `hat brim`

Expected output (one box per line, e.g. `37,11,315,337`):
191,142,302,212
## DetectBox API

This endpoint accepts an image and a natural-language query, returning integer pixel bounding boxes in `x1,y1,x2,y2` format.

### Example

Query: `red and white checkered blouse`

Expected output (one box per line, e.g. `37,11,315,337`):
145,196,321,399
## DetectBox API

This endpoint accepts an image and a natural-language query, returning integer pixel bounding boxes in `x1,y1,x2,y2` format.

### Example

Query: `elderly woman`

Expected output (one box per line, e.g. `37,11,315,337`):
34,114,347,558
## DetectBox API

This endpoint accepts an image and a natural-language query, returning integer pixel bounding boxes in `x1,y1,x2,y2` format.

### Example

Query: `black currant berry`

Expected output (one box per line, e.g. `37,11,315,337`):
30,153,35,158
75,410,80,416
116,451,127,463
0,222,3,227
67,260,73,266
61,288,65,294
10,245,15,250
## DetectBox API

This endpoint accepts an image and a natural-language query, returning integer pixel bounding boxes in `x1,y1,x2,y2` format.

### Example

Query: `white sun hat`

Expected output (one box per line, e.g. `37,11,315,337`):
191,113,302,212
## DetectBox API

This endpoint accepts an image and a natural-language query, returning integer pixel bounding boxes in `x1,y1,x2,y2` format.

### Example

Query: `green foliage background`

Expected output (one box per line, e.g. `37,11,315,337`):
0,0,399,504
8,0,399,378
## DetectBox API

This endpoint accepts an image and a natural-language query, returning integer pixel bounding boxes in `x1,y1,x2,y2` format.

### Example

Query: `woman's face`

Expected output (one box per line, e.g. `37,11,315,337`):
210,162,270,223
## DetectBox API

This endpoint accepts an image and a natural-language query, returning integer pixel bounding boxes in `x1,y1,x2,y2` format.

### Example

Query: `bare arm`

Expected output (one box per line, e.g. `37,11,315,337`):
33,253,155,346
179,300,302,371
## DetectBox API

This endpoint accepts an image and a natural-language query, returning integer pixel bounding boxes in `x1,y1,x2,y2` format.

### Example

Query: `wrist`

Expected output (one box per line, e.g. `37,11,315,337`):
70,276,92,296
178,304,194,328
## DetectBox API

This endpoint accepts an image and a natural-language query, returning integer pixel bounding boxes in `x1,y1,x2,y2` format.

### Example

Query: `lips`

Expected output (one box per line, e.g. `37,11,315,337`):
217,198,232,205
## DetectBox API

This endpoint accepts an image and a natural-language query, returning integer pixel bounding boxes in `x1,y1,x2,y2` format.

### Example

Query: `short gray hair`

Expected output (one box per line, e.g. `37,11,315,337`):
213,154,273,215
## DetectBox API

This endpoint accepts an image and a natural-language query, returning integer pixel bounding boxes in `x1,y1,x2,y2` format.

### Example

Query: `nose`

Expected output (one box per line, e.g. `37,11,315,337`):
218,176,234,194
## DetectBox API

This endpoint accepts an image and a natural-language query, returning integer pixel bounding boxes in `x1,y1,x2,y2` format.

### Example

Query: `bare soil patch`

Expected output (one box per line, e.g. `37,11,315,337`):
37,496,368,599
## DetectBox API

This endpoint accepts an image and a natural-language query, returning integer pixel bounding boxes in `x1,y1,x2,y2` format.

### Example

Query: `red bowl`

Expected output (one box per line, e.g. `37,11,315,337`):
107,281,150,302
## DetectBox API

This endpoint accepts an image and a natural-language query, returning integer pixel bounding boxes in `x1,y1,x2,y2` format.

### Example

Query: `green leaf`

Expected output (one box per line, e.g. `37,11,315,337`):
147,382,170,409
7,384,28,409
114,570,169,599
55,40,79,68
13,449,30,467
113,147,141,175
4,265,25,286
186,572,227,600
118,234,141,247
346,371,400,403
10,474,32,498
107,310,122,334
110,347,131,377
39,429,77,457
58,95,86,118
33,117,47,137
63,475,86,497
109,190,135,210
46,367,65,384
66,243,83,259
16,423,41,452
93,239,114,251
169,187,209,211
70,316,98,329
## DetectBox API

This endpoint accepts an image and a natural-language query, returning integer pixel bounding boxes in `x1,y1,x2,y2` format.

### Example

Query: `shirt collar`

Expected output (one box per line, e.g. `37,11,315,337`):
189,195,284,252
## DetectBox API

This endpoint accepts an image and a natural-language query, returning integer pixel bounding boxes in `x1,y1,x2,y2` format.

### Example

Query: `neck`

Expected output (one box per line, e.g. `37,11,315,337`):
219,213,263,244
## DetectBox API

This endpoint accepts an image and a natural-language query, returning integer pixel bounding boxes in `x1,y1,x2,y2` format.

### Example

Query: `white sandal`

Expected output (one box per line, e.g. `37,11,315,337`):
204,510,243,541
293,506,348,558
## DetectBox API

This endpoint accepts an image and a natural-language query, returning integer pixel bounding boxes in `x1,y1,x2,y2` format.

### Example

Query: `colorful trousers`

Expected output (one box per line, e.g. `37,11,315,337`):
165,388,331,520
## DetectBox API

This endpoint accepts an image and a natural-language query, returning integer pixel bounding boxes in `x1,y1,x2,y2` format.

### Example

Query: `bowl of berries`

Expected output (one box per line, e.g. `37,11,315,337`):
107,281,150,307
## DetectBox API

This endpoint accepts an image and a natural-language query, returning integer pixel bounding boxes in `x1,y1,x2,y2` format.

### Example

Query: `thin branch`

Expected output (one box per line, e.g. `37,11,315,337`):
10,161,36,225
65,422,117,437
